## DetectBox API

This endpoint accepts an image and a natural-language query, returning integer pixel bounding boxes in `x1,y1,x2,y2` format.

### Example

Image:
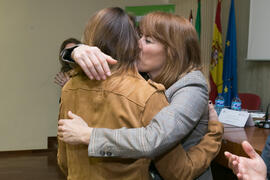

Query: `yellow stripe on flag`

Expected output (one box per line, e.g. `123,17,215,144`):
210,24,223,93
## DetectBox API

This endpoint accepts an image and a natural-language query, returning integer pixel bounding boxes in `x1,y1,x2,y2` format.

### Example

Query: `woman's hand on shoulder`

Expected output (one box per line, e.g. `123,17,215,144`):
72,45,117,80
54,72,70,87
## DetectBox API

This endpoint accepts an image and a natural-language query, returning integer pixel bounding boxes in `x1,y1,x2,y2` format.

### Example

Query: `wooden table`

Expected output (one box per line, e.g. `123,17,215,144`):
214,126,270,168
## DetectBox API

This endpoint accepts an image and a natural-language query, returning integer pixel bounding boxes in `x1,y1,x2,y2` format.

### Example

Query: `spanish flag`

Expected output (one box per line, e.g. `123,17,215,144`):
209,0,223,102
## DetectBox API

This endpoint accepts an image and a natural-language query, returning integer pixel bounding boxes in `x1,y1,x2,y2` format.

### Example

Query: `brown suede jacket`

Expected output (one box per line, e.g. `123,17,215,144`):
57,69,223,180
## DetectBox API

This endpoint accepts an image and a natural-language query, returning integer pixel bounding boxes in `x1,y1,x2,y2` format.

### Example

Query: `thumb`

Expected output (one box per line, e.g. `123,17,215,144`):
208,102,215,113
208,102,218,121
68,111,81,119
106,55,118,64
242,141,258,159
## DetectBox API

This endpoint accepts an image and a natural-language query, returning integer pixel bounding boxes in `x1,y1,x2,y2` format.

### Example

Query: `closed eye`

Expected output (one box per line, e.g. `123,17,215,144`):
145,37,153,44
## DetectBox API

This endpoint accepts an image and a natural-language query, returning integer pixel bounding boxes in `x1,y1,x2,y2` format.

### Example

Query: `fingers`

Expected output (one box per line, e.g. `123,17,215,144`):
105,55,118,65
224,151,233,167
208,101,215,112
54,72,69,87
76,57,94,80
224,151,232,159
241,141,258,159
84,53,101,80
67,111,81,119
94,53,109,79
59,72,65,79
54,73,63,82
58,119,64,126
63,72,70,82
64,72,69,78
58,120,66,133
225,151,239,171
209,101,218,121
58,120,68,140
90,47,116,79
58,118,70,125
208,101,214,110
72,45,117,80
237,173,243,180
57,130,63,138
54,78,62,86
57,125,64,139
58,136,63,141
103,55,117,76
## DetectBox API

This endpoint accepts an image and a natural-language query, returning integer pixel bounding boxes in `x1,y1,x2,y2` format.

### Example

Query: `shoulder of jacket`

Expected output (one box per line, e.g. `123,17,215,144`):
174,71,208,89
184,71,207,85
147,79,165,91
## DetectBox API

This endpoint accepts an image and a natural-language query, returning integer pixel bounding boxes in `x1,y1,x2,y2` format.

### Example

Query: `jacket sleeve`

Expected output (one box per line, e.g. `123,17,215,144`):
154,120,224,180
88,82,208,158
57,103,68,176
187,120,224,178
57,139,68,176
141,91,169,127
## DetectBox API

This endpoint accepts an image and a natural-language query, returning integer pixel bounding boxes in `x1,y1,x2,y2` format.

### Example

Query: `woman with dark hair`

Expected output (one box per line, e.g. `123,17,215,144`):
54,38,81,87
58,9,223,180
58,7,165,180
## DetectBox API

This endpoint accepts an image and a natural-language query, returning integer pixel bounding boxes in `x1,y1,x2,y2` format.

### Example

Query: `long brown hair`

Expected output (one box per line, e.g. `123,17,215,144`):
58,38,81,72
140,12,202,89
83,7,139,74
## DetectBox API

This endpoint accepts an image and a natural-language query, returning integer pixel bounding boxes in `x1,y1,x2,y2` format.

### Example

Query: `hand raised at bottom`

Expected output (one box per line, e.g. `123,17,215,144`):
225,141,266,180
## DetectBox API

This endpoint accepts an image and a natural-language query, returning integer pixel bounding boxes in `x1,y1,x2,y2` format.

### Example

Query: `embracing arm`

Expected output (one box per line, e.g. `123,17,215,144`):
57,104,68,176
57,139,68,176
59,46,210,159
88,77,208,158
183,103,223,178
185,119,223,178
154,103,223,180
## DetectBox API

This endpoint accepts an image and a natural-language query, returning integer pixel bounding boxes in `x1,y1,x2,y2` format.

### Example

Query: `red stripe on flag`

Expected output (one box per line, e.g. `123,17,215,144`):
215,1,222,32
209,74,218,103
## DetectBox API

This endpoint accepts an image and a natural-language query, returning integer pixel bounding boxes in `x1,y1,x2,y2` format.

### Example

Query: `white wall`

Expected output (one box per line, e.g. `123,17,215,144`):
247,0,270,60
0,0,169,151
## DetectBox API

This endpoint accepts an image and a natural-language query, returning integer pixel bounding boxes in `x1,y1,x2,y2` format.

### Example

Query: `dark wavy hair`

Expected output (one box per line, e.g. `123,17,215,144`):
83,7,139,74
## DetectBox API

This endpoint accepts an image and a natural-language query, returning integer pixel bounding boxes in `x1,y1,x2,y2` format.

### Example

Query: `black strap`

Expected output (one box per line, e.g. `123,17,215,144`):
60,45,79,63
